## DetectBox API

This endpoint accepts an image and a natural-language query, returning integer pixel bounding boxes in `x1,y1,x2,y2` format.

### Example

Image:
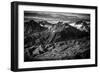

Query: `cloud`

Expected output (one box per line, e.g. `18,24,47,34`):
24,11,90,22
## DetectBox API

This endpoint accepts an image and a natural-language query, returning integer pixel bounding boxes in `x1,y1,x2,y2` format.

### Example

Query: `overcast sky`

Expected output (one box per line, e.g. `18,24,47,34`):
24,11,90,23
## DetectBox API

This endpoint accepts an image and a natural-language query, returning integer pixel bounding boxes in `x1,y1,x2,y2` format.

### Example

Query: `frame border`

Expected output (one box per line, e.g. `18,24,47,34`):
11,1,98,72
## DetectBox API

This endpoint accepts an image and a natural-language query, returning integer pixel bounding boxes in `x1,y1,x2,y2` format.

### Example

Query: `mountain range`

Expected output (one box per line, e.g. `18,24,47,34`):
24,19,90,61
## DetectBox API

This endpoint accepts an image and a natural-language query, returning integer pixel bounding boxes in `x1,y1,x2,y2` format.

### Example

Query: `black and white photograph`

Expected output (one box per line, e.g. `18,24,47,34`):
24,11,90,62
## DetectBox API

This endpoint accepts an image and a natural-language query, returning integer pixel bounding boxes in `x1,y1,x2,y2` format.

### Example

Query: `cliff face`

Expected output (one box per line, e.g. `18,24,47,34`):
24,20,90,61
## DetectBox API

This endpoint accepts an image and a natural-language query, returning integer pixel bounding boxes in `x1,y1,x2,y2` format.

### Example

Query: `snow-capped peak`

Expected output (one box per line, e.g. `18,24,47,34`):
69,22,89,32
